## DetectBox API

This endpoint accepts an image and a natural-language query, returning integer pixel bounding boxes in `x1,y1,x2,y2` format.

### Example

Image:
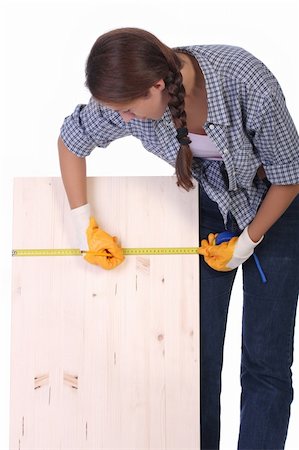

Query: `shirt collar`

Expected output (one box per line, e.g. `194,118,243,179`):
172,45,231,127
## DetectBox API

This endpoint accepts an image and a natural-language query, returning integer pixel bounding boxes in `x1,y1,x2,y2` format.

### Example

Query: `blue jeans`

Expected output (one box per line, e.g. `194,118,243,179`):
200,188,299,450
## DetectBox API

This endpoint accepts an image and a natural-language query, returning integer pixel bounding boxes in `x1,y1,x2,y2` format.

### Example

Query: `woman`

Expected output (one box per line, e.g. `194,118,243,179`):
58,27,299,449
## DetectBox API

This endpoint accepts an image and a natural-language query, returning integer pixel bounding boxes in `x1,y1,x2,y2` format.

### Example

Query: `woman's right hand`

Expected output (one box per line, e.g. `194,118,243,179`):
84,217,125,270
71,203,125,270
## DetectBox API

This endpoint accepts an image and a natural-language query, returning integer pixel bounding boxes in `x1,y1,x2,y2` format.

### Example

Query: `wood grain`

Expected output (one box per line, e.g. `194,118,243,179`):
10,176,200,449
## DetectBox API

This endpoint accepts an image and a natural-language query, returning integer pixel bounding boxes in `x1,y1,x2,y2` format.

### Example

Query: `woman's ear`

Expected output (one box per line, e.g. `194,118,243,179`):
152,79,166,91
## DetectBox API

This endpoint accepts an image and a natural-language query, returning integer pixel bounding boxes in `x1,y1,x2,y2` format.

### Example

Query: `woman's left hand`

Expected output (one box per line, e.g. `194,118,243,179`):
198,226,263,271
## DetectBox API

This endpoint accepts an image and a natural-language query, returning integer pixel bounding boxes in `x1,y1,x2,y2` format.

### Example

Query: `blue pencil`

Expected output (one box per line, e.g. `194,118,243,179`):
253,253,267,284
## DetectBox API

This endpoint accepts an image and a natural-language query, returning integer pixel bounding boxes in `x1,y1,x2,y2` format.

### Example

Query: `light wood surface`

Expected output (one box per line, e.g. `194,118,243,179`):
10,176,200,449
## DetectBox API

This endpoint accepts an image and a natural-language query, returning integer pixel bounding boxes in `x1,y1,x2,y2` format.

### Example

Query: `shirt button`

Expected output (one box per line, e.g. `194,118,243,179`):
223,148,229,155
209,123,215,130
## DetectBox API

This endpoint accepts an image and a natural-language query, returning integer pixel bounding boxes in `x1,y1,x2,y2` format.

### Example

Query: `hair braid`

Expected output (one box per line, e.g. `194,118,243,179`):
85,28,195,192
165,70,194,191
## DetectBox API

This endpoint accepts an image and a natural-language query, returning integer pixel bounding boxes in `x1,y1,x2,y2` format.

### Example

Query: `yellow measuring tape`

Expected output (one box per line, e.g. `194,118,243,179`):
12,247,199,257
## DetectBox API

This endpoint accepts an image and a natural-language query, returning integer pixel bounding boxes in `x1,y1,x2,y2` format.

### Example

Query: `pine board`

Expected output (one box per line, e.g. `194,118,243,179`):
10,176,200,450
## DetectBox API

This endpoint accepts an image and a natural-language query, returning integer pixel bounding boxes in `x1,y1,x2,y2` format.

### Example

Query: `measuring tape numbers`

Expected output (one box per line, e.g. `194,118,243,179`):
12,247,200,257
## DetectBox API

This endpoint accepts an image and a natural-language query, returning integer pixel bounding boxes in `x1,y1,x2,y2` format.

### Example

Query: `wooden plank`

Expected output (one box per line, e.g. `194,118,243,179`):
10,176,200,449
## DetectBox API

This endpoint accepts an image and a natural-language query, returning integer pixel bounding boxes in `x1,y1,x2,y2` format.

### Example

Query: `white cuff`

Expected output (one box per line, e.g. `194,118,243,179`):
237,226,263,257
70,203,91,218
70,203,91,250
227,226,263,269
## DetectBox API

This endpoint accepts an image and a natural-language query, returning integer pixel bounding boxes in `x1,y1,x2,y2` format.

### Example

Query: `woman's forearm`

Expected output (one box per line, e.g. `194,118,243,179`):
247,184,299,242
58,136,88,209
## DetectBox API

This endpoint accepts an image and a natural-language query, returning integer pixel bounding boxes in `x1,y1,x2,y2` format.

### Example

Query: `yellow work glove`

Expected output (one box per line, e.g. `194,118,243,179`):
84,216,125,270
198,226,263,272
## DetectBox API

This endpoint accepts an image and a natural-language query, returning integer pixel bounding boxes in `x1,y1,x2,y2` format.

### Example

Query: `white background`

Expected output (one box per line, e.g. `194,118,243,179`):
1,0,298,448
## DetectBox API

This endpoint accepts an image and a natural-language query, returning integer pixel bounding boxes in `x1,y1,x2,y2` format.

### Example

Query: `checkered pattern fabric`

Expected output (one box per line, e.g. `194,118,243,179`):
60,44,299,229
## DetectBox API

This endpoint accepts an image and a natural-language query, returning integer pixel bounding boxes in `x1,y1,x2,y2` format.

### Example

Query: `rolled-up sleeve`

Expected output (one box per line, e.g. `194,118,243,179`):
251,83,299,184
60,97,131,157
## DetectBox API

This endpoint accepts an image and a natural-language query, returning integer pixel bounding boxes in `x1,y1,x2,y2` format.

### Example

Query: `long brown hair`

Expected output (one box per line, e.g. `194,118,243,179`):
85,27,194,191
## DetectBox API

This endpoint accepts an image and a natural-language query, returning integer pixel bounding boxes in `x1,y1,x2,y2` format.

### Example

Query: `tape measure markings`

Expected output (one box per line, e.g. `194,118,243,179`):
12,247,199,257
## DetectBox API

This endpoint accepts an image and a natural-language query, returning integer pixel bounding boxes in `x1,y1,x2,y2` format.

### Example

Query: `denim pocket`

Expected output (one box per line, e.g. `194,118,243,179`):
226,211,241,234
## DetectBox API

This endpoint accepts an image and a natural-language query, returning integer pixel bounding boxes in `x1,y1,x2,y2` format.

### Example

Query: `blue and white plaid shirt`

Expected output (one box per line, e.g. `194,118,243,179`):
60,45,299,229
